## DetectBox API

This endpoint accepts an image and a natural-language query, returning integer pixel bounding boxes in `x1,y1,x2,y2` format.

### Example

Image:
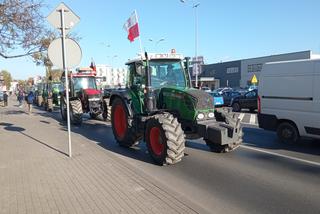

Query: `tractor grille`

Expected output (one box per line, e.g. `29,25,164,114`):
186,90,214,109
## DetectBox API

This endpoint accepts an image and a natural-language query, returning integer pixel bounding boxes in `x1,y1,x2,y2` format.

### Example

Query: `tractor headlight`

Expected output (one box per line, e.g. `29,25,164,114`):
197,113,205,120
208,112,215,118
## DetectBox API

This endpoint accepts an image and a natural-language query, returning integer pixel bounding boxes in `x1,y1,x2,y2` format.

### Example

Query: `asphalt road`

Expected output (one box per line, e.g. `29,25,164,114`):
6,103,320,214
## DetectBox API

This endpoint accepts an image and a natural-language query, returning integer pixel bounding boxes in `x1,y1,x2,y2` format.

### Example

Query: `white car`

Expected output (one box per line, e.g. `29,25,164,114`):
258,59,320,143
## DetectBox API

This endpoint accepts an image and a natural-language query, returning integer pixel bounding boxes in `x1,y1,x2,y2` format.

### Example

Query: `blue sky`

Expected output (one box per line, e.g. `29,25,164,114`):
1,0,320,80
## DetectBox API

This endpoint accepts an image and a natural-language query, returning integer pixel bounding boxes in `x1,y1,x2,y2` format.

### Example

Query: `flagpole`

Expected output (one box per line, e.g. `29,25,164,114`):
134,10,144,55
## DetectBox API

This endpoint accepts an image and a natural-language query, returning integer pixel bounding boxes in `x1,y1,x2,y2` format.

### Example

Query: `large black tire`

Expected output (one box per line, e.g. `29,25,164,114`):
232,102,241,112
70,99,83,125
102,98,111,121
277,122,300,144
145,113,185,165
37,96,43,107
60,97,67,121
47,98,53,112
90,112,98,119
111,97,141,147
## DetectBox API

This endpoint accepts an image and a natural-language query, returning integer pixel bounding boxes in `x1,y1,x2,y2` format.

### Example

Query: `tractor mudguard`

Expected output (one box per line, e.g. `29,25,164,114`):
197,119,242,145
109,94,133,118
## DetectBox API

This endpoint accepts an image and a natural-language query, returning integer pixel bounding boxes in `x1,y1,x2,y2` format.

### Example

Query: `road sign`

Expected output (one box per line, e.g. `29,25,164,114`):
251,74,258,84
48,38,82,69
47,2,80,34
47,3,81,158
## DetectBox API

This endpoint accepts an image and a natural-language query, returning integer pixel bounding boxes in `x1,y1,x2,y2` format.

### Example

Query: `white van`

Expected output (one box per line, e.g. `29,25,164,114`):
258,59,320,143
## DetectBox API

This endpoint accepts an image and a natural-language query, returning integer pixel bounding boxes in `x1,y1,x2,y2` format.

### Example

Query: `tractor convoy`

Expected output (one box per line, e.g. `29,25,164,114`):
58,52,243,165
60,67,109,125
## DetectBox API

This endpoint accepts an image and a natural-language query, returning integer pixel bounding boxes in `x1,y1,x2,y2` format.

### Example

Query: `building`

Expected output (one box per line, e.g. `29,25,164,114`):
240,50,320,87
200,60,241,89
95,65,127,89
200,50,320,89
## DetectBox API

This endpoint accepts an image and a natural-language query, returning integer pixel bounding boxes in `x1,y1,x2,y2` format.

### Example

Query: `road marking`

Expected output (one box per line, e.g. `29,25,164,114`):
238,113,245,121
240,145,320,167
241,122,258,126
249,114,256,124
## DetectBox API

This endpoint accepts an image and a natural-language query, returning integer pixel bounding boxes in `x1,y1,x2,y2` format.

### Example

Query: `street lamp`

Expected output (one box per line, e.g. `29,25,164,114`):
107,55,118,67
148,38,165,51
180,0,200,87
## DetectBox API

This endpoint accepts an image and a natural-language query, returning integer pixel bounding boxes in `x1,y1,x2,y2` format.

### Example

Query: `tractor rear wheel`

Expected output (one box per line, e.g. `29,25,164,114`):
70,99,83,125
145,113,185,165
102,98,111,121
60,97,67,121
111,97,141,147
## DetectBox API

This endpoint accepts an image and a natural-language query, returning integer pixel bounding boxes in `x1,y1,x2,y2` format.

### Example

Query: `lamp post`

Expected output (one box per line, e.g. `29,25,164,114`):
180,0,200,87
107,55,118,67
148,38,165,51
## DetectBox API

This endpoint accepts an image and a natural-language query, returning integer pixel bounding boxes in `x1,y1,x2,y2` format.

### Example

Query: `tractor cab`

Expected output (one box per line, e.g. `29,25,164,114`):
71,67,100,98
127,53,190,89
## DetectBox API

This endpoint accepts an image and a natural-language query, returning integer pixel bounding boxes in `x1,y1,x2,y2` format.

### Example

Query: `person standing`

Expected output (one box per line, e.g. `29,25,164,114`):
18,87,24,107
3,91,8,106
26,91,34,114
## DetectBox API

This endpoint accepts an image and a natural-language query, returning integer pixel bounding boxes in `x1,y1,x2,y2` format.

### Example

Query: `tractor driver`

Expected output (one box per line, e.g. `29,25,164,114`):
165,64,176,84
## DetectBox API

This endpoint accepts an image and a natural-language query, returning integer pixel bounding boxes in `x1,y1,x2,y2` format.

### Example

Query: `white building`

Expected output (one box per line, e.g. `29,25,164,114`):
95,65,127,89
240,50,320,87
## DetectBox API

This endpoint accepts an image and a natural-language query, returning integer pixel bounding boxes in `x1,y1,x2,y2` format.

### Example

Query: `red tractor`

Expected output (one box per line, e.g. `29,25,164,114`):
60,67,109,125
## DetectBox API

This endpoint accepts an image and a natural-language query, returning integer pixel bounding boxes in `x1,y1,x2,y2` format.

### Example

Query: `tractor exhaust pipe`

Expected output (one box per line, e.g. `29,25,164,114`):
144,52,157,113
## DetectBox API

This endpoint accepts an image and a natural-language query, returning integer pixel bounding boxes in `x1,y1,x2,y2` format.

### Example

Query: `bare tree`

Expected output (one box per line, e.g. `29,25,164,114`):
0,0,51,59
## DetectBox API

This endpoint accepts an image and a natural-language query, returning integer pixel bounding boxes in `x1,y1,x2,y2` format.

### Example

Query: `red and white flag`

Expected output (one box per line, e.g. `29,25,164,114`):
123,11,140,42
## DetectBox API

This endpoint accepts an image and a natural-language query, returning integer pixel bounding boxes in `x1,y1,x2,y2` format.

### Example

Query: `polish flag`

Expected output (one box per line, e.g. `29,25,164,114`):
123,11,140,42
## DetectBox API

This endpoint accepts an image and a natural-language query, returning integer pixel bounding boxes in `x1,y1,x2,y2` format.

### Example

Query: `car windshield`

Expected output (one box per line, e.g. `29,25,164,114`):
73,77,97,92
149,60,187,88
210,92,220,97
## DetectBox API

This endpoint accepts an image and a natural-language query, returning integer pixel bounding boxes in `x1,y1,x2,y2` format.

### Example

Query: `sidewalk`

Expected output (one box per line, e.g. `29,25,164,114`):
0,98,201,214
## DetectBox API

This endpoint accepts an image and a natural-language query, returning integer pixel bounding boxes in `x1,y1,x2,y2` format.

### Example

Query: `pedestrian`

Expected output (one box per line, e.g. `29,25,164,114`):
26,91,34,114
3,91,8,107
18,88,24,107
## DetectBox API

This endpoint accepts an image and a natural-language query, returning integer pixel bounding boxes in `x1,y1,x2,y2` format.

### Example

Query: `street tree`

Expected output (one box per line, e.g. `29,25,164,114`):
0,0,51,59
0,0,80,67
0,70,12,89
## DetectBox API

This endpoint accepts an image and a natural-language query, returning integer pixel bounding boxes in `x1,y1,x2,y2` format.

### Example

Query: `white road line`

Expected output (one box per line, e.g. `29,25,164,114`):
249,114,256,124
241,122,258,126
238,113,245,121
240,145,320,167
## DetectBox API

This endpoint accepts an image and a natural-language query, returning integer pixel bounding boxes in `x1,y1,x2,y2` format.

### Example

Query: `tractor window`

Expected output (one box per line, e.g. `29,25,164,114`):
129,62,146,87
73,77,97,93
149,60,186,88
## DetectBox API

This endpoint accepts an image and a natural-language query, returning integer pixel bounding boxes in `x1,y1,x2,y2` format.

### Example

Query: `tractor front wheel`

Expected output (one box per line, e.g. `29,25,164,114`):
146,113,185,165
70,99,83,125
102,98,111,121
60,97,67,121
47,98,53,112
111,97,141,147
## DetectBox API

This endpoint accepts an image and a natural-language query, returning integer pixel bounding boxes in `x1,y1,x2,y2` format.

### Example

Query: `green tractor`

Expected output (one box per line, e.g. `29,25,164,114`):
108,52,242,165
42,83,54,112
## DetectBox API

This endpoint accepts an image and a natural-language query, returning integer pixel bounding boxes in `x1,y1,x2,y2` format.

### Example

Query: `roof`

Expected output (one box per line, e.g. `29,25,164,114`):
126,53,184,64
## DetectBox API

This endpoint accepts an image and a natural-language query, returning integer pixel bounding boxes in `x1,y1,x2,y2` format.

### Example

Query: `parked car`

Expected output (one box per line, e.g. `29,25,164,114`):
246,85,258,91
214,87,232,95
230,89,258,112
201,86,212,93
221,91,241,106
209,92,224,107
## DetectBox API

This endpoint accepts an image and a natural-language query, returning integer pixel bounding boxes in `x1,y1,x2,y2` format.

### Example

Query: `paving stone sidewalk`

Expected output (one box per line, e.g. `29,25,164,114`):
0,97,202,214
